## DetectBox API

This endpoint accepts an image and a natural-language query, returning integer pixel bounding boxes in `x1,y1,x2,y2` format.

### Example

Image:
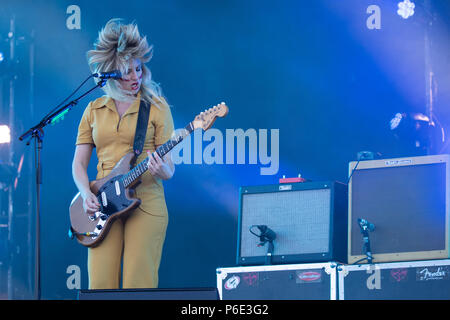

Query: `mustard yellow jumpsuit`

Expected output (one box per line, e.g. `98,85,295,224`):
75,93,174,289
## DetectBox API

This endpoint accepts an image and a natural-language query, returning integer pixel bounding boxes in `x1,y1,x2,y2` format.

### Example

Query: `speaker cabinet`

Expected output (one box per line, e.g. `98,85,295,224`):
348,154,450,264
237,181,348,265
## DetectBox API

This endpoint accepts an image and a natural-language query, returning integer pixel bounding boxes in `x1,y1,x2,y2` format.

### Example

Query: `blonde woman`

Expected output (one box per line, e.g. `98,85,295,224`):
72,19,175,289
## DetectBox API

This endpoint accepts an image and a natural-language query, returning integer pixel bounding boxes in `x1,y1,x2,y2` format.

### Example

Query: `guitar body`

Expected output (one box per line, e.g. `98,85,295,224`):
69,152,141,247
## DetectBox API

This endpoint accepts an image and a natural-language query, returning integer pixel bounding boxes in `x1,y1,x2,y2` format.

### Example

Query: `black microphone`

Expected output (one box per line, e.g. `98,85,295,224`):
358,218,375,232
93,70,122,80
256,225,276,242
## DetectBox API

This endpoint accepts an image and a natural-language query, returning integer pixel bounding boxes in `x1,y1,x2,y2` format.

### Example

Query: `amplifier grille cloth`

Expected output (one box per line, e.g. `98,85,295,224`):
240,189,331,257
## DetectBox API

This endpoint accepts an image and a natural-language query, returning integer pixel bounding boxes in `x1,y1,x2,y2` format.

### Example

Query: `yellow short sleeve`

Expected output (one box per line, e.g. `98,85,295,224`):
75,102,95,145
153,97,174,146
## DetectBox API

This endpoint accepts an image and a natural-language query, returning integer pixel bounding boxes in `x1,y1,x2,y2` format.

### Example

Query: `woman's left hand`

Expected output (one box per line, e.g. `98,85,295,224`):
147,150,174,180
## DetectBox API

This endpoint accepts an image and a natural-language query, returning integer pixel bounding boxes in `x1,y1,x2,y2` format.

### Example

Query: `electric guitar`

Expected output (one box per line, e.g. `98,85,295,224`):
69,102,229,247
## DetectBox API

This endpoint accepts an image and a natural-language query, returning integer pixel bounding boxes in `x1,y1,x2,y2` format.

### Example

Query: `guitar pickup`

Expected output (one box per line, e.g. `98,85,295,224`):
115,180,121,196
101,191,108,207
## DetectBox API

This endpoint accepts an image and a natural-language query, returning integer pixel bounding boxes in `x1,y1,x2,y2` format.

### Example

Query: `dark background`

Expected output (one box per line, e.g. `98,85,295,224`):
0,0,449,299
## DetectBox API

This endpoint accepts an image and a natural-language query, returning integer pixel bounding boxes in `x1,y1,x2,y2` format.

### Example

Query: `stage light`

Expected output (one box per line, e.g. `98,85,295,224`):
0,52,4,63
389,112,444,156
390,113,403,130
0,125,11,144
397,0,415,19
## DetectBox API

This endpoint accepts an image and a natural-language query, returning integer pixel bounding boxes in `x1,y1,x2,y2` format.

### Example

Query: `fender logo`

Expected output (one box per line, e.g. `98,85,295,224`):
417,267,450,281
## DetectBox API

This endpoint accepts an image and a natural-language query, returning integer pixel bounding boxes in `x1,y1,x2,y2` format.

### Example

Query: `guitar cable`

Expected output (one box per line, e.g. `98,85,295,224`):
68,226,98,239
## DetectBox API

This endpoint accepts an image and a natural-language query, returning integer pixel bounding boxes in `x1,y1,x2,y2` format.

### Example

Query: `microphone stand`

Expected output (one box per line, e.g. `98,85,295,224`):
354,221,374,265
265,240,274,265
360,225,373,264
18,78,106,300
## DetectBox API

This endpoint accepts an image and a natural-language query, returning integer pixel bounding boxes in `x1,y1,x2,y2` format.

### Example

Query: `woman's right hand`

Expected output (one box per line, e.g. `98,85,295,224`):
81,191,101,217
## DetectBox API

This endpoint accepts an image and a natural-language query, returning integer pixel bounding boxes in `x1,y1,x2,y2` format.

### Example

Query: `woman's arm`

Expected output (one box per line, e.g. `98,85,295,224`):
72,144,100,215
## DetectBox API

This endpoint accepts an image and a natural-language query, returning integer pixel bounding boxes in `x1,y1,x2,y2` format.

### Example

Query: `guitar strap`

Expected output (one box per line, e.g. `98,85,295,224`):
131,99,151,167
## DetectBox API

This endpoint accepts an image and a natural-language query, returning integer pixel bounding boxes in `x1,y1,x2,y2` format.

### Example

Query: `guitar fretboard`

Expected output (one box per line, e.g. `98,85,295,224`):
122,122,194,187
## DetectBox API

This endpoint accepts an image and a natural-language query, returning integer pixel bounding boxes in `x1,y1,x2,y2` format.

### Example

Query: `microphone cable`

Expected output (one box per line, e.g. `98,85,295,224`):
41,73,95,125
346,158,361,185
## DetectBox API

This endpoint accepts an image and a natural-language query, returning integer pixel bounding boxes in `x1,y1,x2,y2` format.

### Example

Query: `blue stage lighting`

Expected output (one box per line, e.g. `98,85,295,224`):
0,125,11,144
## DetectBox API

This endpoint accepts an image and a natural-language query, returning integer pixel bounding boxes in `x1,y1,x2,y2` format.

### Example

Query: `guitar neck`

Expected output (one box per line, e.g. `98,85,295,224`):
122,122,194,187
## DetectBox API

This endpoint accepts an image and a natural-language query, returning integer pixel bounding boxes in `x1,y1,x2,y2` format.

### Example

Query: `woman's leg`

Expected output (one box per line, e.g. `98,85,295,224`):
122,207,168,288
87,218,124,289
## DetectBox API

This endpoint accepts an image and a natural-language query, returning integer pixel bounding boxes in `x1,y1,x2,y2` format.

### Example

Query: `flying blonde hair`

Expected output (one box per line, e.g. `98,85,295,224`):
87,18,165,107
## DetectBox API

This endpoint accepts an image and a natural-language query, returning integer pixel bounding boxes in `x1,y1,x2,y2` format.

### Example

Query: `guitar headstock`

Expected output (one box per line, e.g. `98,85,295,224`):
193,102,229,131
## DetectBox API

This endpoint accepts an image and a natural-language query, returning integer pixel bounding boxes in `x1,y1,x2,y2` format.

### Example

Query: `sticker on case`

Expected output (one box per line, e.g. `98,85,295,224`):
242,273,259,287
390,268,408,283
296,270,322,284
224,275,241,290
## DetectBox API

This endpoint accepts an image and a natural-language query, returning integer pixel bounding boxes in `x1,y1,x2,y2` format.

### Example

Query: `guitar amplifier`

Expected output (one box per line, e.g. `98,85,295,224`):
348,154,450,264
237,181,348,265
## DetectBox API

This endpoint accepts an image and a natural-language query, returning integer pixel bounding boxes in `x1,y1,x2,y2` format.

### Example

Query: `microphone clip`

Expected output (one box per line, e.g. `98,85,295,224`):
249,225,276,265
92,70,123,80
358,218,375,232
